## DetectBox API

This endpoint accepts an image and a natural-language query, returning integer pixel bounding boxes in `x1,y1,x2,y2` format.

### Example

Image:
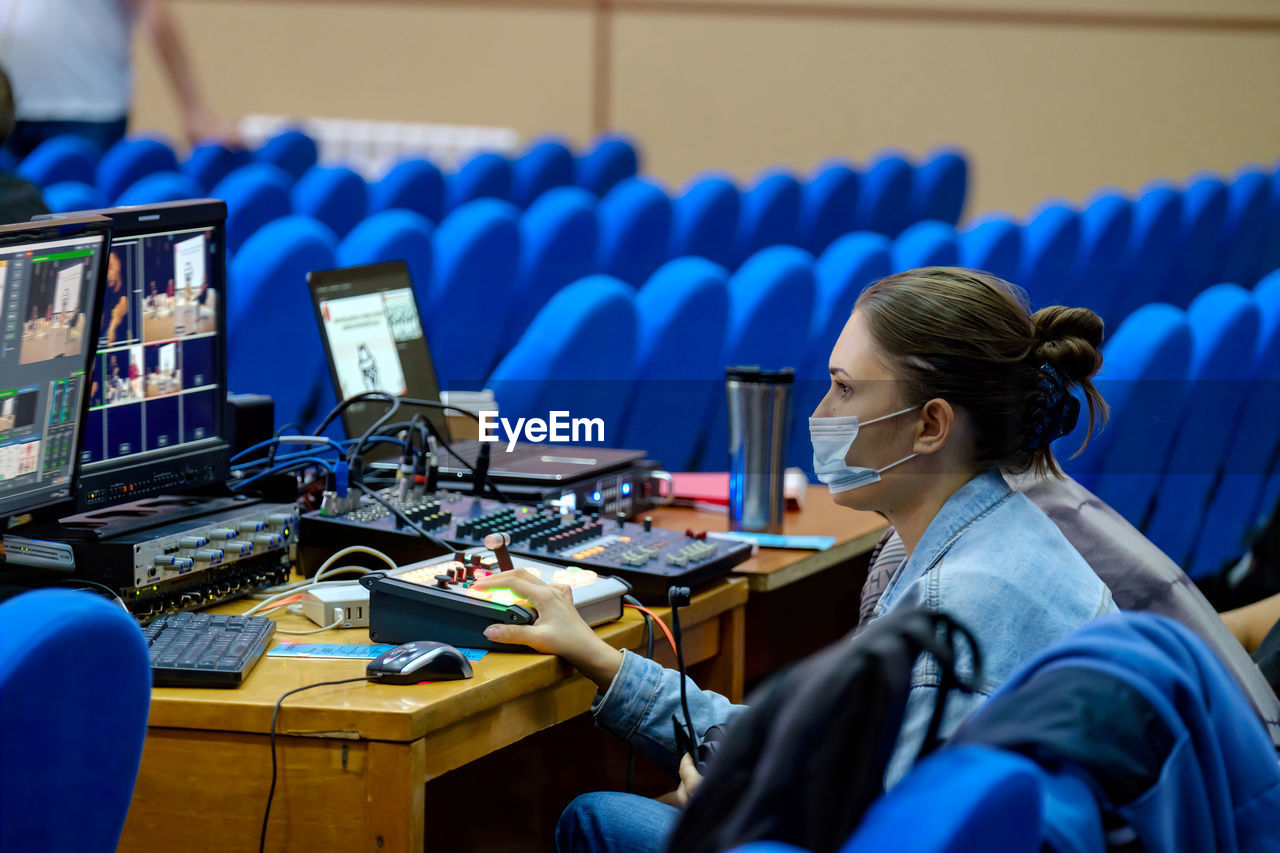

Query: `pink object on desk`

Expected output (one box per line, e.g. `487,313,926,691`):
672,470,808,511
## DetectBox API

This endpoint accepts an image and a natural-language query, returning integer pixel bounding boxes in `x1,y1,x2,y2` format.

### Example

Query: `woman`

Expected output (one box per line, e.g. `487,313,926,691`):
473,267,1119,852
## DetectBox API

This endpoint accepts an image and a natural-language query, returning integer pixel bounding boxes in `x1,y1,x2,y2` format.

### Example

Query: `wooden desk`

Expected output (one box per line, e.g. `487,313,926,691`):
119,578,747,852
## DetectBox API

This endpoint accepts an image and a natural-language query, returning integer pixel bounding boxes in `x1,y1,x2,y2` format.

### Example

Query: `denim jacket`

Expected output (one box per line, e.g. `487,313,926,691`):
590,469,1117,784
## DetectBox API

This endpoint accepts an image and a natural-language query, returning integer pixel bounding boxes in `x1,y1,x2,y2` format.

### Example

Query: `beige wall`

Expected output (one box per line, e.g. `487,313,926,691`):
134,0,1280,219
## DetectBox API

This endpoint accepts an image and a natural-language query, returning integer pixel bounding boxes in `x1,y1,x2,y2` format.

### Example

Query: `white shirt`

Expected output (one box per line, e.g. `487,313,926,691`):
0,0,135,121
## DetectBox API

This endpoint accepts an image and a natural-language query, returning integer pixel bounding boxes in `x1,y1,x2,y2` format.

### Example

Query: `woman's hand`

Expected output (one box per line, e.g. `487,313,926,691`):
472,568,624,690
674,754,704,807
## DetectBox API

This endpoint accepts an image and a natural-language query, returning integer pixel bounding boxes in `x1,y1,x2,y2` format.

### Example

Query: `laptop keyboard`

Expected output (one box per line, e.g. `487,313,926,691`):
145,611,275,688
444,440,544,467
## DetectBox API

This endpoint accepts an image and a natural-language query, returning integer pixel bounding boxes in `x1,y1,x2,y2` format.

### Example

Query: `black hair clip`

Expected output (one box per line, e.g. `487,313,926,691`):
1023,363,1080,450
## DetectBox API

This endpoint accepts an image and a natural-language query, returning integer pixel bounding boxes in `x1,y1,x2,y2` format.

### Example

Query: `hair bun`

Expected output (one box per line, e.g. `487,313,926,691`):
1031,306,1103,383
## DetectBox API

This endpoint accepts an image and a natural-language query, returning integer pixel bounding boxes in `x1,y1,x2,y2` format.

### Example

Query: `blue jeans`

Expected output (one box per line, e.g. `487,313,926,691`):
4,117,129,160
555,792,680,853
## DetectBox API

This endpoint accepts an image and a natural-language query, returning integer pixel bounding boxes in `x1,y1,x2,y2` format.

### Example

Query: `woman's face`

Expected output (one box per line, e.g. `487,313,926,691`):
812,309,922,510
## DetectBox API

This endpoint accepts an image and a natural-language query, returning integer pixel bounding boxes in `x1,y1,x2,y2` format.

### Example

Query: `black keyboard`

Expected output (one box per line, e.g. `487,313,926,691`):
145,611,276,688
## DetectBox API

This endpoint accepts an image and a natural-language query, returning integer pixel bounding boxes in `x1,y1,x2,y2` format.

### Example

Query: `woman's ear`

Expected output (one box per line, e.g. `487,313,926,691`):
913,398,954,456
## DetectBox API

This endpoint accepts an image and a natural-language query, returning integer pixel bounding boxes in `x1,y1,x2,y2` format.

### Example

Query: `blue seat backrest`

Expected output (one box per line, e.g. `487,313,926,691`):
0,590,151,853
1018,201,1080,306
1142,284,1260,564
227,215,338,428
291,165,368,239
854,152,914,237
1217,167,1271,287
736,170,802,265
430,199,521,387
1111,182,1183,326
958,215,1022,283
909,147,968,227
512,138,575,209
17,134,100,188
1074,191,1133,324
212,163,294,255
597,177,673,287
891,220,959,272
97,136,180,203
703,246,816,470
370,159,445,223
114,171,204,207
43,181,108,214
1256,166,1280,285
510,187,598,344
181,142,251,193
619,258,730,469
336,209,435,307
1188,269,1280,576
1062,304,1193,524
488,276,637,438
839,746,1042,853
253,128,317,181
575,134,639,198
447,151,512,212
790,232,892,475
1169,174,1228,307
798,162,860,255
670,173,741,269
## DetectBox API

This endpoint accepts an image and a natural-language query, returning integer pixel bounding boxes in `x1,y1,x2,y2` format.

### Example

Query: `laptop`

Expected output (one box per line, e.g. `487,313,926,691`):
307,261,645,483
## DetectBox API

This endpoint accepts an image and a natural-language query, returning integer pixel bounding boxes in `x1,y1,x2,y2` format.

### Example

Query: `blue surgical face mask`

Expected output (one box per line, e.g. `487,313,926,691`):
809,406,919,494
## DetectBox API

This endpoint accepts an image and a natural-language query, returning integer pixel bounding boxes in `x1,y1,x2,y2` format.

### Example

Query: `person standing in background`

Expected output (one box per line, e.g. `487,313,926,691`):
0,65,46,222
0,0,240,160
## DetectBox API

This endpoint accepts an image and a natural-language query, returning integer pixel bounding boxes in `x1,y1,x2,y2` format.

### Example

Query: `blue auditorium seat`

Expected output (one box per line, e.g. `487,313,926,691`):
447,151,512,212
575,134,639,198
1074,191,1132,323
17,134,99,188
798,162,859,255
1257,165,1280,284
42,181,108,214
1169,174,1228,307
0,147,15,174
891,220,958,271
509,187,598,344
114,171,204,206
1110,182,1182,326
597,177,672,287
670,173,740,269
909,147,968,227
212,163,293,255
253,128,317,181
336,209,434,304
789,232,892,474
1061,304,1193,524
0,590,150,853
1142,284,1260,565
958,215,1022,283
429,199,520,386
704,246,816,470
854,152,914,237
735,170,801,265
487,276,637,437
97,136,180,202
291,165,368,239
511,138,574,208
228,215,338,427
1019,201,1080,306
1217,167,1271,287
181,142,251,193
370,158,445,223
1189,269,1280,576
618,258,730,470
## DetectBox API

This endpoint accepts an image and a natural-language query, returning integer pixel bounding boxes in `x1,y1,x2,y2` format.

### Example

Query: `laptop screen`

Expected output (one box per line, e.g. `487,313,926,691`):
307,261,449,445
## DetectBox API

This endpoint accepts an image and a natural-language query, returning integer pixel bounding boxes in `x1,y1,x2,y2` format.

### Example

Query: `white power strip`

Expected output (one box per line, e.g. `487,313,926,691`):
300,584,371,629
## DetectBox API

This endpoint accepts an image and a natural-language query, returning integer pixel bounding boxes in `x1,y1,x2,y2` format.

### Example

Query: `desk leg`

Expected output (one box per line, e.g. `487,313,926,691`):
366,739,426,851
697,603,745,703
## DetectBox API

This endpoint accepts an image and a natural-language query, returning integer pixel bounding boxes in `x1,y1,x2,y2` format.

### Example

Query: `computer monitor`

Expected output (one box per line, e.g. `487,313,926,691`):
42,201,231,510
0,216,111,520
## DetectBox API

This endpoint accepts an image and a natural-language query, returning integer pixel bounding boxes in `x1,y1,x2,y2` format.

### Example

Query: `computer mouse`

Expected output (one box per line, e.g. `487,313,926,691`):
367,641,473,684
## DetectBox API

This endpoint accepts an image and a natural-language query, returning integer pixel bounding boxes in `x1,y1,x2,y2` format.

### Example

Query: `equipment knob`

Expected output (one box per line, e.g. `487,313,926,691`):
179,535,208,548
616,512,626,529
434,574,452,588
193,549,224,563
643,516,653,533
238,520,267,533
254,533,282,549
227,541,254,556
267,512,297,526
208,528,238,539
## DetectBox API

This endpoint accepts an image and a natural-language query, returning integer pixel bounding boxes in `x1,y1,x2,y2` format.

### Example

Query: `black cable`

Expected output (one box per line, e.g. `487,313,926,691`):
268,422,305,466
622,594,655,794
364,418,509,503
354,482,453,554
260,675,374,853
669,586,697,756
348,396,402,462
